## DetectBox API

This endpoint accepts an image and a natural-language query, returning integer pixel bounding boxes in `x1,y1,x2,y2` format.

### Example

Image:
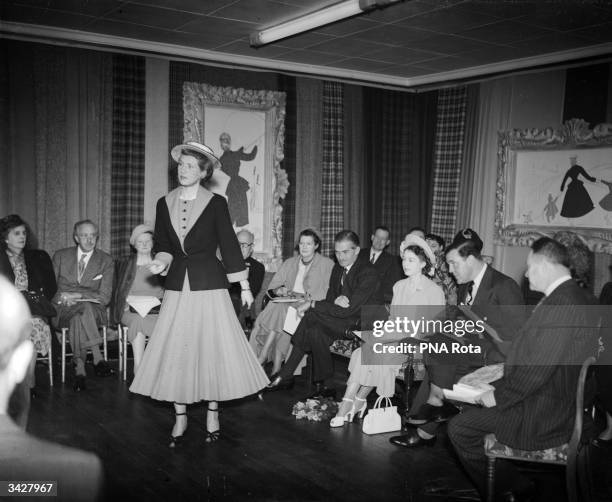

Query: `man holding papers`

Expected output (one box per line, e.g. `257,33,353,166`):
446,237,599,501
53,219,115,390
266,230,383,397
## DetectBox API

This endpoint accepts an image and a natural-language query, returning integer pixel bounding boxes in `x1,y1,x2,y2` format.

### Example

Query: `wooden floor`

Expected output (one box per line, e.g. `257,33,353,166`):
24,354,612,502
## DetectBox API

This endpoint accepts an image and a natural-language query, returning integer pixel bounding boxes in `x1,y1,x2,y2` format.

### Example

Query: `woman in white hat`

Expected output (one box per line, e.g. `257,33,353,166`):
129,142,269,446
330,234,445,428
110,225,164,375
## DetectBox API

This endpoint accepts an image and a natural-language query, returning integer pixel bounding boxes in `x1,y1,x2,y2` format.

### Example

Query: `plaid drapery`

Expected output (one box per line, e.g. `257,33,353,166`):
430,86,468,244
320,81,344,257
110,55,146,258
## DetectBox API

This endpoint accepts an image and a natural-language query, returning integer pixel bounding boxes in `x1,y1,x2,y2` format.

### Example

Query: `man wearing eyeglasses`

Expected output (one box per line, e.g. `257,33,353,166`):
266,230,383,397
229,230,265,328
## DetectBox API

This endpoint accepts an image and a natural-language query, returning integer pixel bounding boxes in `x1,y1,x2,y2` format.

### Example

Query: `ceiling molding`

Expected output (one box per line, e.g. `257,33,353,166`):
2,21,612,90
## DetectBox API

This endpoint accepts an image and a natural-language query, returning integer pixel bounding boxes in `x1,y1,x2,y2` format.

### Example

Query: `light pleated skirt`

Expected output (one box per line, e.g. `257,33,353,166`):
130,276,269,403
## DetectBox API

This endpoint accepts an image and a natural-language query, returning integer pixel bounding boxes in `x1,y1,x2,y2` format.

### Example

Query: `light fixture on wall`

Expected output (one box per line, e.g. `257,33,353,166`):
250,0,403,47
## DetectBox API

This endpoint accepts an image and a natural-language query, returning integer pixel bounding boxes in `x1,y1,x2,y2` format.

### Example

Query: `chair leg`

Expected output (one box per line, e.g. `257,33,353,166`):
102,326,108,361
567,453,578,502
123,327,128,381
118,326,123,380
486,456,495,502
61,328,67,383
48,338,53,387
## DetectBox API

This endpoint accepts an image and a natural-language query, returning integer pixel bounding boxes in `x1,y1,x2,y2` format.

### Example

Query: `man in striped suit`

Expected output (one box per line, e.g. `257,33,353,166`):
447,237,599,500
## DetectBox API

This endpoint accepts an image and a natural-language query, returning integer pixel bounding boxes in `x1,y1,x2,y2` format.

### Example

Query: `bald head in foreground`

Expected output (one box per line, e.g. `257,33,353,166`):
0,276,103,502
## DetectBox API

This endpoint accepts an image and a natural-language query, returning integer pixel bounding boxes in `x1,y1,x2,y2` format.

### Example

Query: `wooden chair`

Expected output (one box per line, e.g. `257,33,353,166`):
59,326,108,383
36,343,53,387
484,355,596,502
117,325,150,381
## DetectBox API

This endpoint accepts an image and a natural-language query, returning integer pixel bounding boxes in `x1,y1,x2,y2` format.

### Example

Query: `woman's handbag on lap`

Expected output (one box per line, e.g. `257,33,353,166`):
21,289,56,318
362,397,402,435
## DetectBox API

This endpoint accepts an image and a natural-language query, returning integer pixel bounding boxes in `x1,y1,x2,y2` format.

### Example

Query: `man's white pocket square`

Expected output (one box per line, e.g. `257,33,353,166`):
92,274,103,281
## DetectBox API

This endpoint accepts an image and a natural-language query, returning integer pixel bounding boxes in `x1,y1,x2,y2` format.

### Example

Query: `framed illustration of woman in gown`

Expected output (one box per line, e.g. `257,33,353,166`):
495,119,612,254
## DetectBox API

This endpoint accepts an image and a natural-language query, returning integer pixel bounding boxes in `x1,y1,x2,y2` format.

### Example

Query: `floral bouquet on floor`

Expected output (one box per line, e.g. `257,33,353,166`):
292,398,339,422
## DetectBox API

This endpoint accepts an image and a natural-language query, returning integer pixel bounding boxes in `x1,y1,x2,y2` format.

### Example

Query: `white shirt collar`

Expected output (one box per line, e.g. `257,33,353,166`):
370,248,382,261
471,263,487,293
545,275,572,297
77,248,94,262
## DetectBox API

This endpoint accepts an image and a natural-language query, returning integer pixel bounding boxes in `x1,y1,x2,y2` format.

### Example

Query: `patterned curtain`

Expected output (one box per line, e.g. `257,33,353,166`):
320,81,344,257
1,40,112,255
111,55,146,259
430,86,468,244
363,88,438,249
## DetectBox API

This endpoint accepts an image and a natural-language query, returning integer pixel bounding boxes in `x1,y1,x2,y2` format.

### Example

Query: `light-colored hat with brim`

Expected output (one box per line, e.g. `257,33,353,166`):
399,234,436,266
171,141,221,169
129,224,154,247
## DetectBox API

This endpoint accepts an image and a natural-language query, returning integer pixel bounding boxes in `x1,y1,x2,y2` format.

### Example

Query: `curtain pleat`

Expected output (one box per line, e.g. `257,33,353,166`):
279,75,297,259
320,81,344,257
294,78,323,246
456,84,480,229
430,86,468,244
343,84,366,239
110,55,146,259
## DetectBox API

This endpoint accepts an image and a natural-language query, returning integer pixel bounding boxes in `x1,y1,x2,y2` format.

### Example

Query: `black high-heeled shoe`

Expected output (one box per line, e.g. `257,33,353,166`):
169,412,187,448
205,407,220,443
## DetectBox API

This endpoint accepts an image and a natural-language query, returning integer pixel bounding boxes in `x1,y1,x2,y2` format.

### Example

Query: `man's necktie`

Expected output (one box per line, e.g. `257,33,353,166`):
341,267,348,286
464,281,474,305
370,253,376,264
78,254,87,282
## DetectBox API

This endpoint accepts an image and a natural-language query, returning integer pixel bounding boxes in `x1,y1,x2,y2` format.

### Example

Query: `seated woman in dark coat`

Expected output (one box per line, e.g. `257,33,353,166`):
0,214,56,398
111,225,164,375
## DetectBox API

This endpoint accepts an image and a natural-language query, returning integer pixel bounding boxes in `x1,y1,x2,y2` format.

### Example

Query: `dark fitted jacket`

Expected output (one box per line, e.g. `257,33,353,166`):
456,265,526,360
0,248,57,300
492,279,599,450
154,187,246,291
358,247,402,304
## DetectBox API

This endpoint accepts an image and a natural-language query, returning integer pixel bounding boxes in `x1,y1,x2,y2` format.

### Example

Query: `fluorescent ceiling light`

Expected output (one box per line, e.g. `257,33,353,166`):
250,0,402,47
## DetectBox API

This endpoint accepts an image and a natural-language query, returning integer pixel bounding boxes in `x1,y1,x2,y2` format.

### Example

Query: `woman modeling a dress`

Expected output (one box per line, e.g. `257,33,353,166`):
130,141,269,446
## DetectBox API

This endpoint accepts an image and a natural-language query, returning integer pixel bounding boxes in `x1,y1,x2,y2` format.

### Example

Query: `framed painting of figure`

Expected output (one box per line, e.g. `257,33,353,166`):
183,83,288,270
495,119,612,254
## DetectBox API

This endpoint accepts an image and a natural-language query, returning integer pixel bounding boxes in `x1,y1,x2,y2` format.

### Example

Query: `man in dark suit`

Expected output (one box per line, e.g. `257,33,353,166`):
358,225,402,304
266,230,383,395
52,220,115,391
446,237,599,500
229,229,265,329
391,228,526,448
0,276,103,501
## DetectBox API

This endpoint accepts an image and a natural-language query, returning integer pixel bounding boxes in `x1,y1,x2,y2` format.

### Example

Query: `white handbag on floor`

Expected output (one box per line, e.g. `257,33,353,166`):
362,396,402,435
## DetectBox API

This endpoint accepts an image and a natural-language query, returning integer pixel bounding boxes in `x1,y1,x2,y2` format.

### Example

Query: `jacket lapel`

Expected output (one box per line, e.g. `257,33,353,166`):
186,186,213,236
473,266,493,306
165,187,182,245
80,250,101,284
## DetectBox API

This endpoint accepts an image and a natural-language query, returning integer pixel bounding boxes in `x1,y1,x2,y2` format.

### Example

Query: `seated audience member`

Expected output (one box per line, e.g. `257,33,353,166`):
53,220,115,391
249,229,334,375
357,225,403,304
331,235,444,427
391,228,526,448
111,225,164,375
0,276,103,501
446,237,599,500
425,232,457,305
266,230,383,397
228,229,265,329
0,215,56,406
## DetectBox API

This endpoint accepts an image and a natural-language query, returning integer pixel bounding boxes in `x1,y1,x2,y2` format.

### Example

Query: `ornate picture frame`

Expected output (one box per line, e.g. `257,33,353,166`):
183,83,288,270
495,119,612,254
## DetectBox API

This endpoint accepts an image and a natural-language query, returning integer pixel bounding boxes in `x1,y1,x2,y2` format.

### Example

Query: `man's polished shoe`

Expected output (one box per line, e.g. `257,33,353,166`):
264,373,295,391
389,429,436,448
94,360,115,377
73,375,87,392
406,401,459,425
